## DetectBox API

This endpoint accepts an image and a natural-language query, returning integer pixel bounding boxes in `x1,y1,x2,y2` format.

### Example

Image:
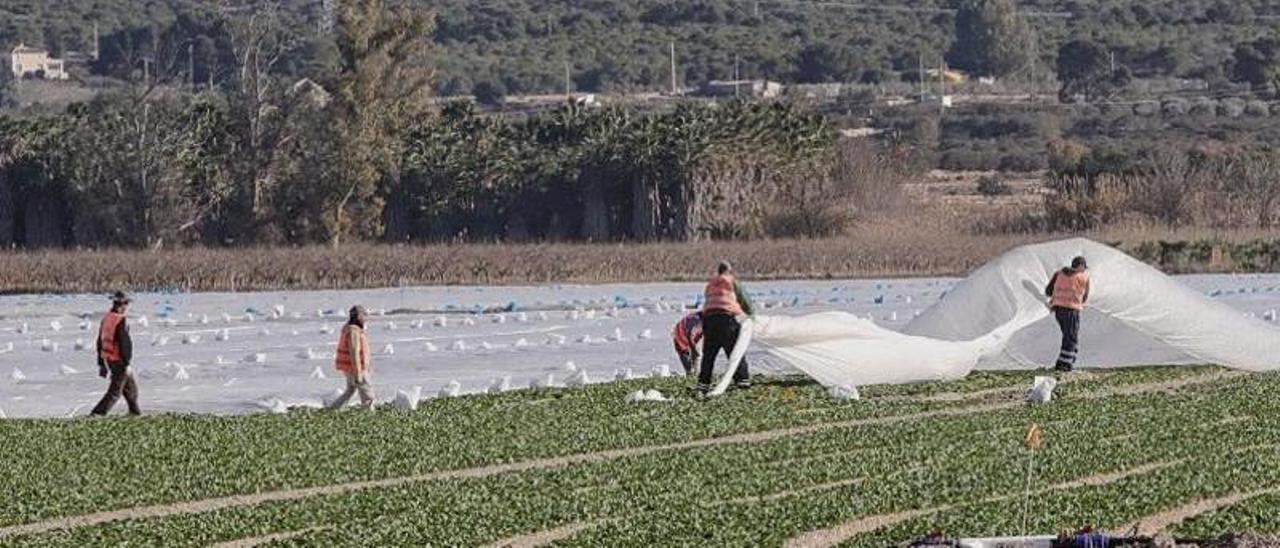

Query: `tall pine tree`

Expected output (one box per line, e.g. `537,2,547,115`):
949,0,1034,78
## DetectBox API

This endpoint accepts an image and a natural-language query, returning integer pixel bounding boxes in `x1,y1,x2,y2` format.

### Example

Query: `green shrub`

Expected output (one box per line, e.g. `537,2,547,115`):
976,176,1011,197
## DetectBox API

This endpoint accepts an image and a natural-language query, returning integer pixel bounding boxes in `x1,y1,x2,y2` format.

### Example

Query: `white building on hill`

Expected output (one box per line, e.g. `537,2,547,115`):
11,43,69,80
699,80,783,99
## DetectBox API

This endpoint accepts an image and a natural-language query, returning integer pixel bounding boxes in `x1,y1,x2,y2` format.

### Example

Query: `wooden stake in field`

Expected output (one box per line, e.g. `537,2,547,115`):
1021,423,1044,534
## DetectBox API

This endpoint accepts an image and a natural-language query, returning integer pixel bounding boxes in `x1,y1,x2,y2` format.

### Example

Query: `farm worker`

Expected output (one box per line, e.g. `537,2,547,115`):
672,311,704,376
697,261,756,396
326,305,376,410
1045,256,1090,373
90,291,141,416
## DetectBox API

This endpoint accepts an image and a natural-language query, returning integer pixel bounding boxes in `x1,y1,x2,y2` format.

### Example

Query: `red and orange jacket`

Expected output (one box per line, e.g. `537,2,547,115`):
672,312,704,355
335,323,371,375
97,312,132,366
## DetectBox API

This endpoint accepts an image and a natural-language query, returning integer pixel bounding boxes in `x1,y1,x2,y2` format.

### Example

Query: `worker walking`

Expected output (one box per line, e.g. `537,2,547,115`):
90,291,140,416
1045,256,1090,372
697,261,755,396
326,305,376,410
672,311,703,376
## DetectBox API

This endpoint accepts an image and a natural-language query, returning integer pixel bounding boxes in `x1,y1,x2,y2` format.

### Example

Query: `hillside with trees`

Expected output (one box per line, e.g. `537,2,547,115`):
2,0,1278,96
3,0,1280,251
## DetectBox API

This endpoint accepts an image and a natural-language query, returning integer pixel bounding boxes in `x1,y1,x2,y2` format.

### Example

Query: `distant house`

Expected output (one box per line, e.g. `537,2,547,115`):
925,68,967,85
699,80,783,99
10,44,69,80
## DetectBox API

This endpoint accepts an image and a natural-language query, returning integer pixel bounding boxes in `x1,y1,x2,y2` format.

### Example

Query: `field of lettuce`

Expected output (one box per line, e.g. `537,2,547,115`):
1,365,1278,547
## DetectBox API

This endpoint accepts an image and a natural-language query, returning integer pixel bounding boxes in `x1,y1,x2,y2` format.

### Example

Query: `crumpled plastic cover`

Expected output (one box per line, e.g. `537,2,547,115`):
714,238,1280,391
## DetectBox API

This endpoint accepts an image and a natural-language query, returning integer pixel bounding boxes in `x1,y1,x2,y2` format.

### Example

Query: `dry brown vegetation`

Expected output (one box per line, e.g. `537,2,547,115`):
0,217,1273,294
3,144,1276,295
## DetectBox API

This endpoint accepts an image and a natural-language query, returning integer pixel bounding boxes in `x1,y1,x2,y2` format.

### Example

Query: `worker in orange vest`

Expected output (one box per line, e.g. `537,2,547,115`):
672,311,704,376
326,305,376,410
1045,256,1090,372
90,291,140,416
697,261,755,396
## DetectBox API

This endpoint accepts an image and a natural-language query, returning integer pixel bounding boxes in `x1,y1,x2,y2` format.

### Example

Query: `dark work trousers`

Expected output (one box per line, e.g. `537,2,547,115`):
697,313,750,392
91,362,141,416
1053,306,1081,371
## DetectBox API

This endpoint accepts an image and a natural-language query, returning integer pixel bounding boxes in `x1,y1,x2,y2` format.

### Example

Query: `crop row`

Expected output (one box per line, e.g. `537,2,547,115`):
5,364,1137,527
0,366,1226,527
5,370,1275,546
854,444,1280,547
1173,493,1280,538
0,375,940,527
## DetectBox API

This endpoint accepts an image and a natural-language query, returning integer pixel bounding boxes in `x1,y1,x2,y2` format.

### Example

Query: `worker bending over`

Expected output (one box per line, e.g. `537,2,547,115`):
672,311,703,376
1045,256,1090,372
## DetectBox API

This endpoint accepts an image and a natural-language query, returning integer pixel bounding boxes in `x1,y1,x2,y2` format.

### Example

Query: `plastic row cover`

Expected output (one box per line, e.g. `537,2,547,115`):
718,239,1280,390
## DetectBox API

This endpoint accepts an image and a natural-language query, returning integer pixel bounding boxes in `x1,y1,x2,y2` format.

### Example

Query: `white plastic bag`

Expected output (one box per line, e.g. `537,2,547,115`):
625,389,668,403
393,387,422,411
1025,375,1057,404
828,385,861,400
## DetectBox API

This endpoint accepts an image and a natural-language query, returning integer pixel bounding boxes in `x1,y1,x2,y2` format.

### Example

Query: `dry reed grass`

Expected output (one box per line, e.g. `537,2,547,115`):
0,220,1272,294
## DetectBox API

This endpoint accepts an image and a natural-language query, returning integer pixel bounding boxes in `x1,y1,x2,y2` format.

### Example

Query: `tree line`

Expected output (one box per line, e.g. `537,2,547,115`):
0,0,431,249
1,1,871,249
0,93,855,248
3,0,1277,98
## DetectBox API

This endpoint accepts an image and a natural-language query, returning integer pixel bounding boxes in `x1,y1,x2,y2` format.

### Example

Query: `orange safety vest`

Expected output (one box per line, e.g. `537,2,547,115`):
703,274,744,316
335,324,371,374
1051,270,1090,311
99,312,126,363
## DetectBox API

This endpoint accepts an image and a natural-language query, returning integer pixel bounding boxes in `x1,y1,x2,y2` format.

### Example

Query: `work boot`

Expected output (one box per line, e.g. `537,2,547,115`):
734,380,752,390
1054,363,1073,373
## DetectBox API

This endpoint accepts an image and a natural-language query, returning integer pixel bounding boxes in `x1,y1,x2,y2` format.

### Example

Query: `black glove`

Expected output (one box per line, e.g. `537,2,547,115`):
98,364,108,378
680,351,696,375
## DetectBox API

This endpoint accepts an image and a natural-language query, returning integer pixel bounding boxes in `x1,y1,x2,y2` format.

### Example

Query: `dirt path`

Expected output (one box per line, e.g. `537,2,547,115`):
0,402,1019,540
784,458,1183,548
872,369,1119,405
1076,370,1245,400
870,385,1024,404
1048,460,1183,490
1119,487,1280,536
921,386,1025,403
209,526,329,548
784,507,944,548
482,521,601,548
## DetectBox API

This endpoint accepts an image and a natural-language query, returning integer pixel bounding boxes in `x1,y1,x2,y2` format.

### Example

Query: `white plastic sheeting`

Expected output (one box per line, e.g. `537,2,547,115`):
715,239,1280,391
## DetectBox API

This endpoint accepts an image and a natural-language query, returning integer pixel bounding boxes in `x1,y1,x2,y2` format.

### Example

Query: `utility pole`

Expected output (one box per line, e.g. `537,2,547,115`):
1109,51,1116,73
670,42,678,95
754,1,760,18
564,60,572,101
1027,13,1040,96
92,21,100,61
734,53,741,98
938,58,946,115
1028,41,1036,93
918,53,925,103
188,43,196,92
